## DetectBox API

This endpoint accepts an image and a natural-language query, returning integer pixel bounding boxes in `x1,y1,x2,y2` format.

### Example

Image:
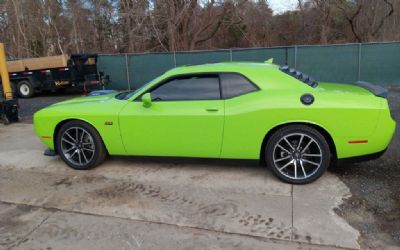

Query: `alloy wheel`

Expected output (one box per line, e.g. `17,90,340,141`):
60,127,95,166
272,133,323,181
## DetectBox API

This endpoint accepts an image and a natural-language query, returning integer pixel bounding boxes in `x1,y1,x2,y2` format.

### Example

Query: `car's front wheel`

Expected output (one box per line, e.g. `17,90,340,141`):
265,125,331,184
56,120,107,170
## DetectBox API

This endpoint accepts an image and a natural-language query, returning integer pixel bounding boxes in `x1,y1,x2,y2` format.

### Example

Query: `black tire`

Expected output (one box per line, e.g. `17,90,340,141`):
56,120,107,170
17,80,34,98
265,125,331,184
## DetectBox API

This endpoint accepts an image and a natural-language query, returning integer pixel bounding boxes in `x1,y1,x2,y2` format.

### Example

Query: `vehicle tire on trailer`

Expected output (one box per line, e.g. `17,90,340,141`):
17,80,34,98
265,125,331,184
56,120,107,170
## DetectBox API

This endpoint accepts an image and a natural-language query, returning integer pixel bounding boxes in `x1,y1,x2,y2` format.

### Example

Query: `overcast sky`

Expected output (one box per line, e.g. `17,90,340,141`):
267,0,298,14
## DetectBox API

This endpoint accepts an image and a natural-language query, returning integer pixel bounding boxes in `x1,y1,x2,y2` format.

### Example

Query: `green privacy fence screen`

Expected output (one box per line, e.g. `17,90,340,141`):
97,42,400,90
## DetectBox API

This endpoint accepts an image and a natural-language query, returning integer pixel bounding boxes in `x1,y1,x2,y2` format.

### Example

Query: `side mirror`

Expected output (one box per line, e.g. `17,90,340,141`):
141,93,152,108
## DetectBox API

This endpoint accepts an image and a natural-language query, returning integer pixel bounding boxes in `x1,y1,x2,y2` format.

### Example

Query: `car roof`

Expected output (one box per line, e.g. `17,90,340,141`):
157,61,311,91
164,62,279,76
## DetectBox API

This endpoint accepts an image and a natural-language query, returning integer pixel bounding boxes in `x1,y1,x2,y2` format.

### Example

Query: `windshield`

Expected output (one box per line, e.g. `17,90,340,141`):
116,78,158,100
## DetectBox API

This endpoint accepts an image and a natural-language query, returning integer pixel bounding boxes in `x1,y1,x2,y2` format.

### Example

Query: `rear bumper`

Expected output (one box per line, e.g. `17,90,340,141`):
337,148,387,165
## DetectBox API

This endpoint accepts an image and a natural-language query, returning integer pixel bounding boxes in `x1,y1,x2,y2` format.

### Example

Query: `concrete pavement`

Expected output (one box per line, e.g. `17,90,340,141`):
0,124,360,249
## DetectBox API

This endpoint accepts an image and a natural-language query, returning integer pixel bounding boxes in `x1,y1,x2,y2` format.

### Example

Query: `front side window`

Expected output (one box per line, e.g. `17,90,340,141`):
220,73,258,99
150,75,220,101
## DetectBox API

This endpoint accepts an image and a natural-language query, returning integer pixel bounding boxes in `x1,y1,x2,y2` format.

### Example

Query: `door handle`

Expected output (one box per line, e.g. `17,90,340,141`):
206,108,219,112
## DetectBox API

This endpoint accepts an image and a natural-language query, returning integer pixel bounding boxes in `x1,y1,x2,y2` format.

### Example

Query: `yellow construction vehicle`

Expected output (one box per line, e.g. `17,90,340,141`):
0,43,19,124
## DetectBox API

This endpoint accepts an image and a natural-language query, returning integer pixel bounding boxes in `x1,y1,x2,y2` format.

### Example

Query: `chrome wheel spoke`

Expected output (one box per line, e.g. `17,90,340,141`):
82,148,94,152
81,150,89,163
65,131,75,142
279,160,294,171
69,150,77,159
63,146,76,153
283,137,295,151
274,155,291,163
300,160,307,177
297,135,304,150
62,138,75,146
277,144,291,154
77,150,82,164
301,139,314,153
302,159,320,166
303,153,322,157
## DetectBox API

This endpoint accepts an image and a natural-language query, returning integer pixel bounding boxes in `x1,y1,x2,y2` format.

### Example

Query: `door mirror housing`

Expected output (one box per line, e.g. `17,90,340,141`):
141,93,152,108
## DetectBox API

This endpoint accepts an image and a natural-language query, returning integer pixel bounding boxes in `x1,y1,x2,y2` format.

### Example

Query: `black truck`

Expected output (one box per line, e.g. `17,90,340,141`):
2,54,108,98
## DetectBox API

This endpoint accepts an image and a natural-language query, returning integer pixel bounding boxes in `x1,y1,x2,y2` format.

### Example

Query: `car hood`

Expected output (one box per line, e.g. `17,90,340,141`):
51,93,120,107
34,92,128,119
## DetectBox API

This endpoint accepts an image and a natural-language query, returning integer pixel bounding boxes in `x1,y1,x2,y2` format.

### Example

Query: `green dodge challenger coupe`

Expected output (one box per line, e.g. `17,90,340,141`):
33,61,396,184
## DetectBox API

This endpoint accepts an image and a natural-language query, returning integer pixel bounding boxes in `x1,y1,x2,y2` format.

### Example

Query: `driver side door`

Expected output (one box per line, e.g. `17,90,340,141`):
119,74,225,158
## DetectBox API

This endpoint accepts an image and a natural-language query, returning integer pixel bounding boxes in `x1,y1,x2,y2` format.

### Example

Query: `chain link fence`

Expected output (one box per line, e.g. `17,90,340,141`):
97,42,400,90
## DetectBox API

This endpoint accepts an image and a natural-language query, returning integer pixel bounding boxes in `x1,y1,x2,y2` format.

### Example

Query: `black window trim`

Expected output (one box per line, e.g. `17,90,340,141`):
135,72,260,102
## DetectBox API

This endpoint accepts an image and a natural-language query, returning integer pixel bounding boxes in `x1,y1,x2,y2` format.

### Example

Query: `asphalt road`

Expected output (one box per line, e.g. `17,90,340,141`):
18,92,81,119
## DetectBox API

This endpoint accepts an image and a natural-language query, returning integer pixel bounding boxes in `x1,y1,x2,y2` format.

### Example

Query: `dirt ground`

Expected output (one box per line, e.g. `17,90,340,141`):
2,90,400,249
331,90,400,249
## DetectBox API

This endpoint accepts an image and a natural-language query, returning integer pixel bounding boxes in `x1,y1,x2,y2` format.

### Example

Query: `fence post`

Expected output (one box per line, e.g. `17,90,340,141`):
358,43,362,82
294,45,298,68
125,53,131,91
173,51,177,67
285,47,288,65
229,48,233,62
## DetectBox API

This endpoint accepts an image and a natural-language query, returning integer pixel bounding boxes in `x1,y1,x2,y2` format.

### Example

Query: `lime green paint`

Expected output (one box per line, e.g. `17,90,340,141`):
119,100,225,157
33,62,396,160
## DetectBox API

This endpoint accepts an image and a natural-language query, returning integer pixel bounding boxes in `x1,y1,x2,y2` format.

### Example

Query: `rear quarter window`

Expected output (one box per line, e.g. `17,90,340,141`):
220,73,258,99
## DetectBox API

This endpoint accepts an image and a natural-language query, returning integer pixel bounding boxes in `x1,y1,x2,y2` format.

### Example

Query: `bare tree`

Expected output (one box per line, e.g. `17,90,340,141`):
0,0,399,58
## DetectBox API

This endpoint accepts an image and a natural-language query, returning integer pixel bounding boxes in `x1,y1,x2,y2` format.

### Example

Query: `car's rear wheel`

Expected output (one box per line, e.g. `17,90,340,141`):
265,125,331,184
56,120,107,170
